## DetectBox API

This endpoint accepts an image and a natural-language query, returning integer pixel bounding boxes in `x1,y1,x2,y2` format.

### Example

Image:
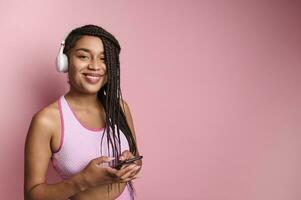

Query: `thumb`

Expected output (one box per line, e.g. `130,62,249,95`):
93,156,115,165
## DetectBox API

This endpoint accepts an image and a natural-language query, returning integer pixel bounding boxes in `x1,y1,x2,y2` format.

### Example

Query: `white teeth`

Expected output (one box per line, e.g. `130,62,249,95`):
86,75,100,79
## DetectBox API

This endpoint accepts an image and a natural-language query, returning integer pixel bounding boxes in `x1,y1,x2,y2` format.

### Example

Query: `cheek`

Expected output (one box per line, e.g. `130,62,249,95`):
69,60,86,74
68,67,83,82
102,75,108,84
72,60,87,69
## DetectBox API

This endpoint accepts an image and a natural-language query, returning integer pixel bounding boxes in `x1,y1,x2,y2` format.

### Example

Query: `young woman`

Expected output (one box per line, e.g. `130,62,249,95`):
24,24,142,200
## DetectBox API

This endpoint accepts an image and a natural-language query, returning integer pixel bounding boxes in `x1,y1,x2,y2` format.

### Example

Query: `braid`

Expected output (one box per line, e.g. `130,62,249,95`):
63,24,137,199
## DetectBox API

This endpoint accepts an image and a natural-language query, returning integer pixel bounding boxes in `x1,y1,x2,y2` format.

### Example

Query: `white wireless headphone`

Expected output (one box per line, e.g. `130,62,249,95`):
56,40,69,73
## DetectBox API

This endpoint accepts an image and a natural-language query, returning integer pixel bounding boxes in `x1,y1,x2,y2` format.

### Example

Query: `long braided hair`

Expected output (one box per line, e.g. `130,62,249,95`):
62,24,137,199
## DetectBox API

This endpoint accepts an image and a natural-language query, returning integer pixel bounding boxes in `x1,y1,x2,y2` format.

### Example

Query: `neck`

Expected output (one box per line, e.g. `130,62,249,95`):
65,89,101,109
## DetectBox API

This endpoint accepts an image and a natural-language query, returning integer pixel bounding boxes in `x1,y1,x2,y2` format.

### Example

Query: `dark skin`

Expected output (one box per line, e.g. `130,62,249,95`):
24,36,142,200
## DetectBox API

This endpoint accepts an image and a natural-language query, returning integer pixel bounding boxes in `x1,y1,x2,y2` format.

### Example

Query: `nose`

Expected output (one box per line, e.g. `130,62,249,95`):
88,59,100,70
87,59,105,72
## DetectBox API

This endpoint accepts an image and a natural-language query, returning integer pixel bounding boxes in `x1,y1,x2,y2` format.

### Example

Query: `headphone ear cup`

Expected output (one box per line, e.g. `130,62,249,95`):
56,41,68,73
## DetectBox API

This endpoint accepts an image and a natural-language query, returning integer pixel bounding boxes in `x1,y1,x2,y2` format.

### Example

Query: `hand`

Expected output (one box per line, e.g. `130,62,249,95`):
79,156,119,188
117,150,142,181
79,155,142,189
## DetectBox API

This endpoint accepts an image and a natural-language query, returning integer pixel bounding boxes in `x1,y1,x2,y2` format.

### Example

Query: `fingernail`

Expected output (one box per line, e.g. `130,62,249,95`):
119,156,125,161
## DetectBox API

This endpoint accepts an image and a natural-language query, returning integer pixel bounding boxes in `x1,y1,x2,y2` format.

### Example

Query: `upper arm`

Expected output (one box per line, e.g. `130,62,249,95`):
119,99,140,154
24,110,55,196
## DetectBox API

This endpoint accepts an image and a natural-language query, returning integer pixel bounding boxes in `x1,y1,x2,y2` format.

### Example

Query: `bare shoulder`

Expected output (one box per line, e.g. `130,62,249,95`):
119,98,128,113
119,98,132,122
119,99,141,155
119,98,137,138
27,100,60,142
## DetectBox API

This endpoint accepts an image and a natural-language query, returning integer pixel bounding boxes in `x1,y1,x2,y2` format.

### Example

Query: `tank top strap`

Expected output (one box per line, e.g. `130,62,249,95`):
59,94,84,132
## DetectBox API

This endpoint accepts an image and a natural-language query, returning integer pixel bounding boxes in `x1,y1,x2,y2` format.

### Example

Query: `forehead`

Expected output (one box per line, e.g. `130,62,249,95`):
73,35,104,53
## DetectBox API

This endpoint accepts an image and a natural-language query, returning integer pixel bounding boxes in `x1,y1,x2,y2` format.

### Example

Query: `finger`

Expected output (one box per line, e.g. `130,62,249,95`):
131,175,141,179
120,163,133,170
133,160,142,166
120,161,141,170
128,165,142,177
119,162,139,171
100,166,121,182
119,150,133,161
94,156,115,165
134,158,143,165
123,173,141,182
115,164,136,177
105,166,118,175
120,166,141,180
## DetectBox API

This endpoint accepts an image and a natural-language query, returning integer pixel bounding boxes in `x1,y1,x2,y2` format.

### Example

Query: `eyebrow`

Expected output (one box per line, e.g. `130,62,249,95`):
75,48,104,54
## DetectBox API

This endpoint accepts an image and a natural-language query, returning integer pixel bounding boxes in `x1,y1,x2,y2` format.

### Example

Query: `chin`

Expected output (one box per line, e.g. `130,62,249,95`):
79,84,99,93
87,87,102,94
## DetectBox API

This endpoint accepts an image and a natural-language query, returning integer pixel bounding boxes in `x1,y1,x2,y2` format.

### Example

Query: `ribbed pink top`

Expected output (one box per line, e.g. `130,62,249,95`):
51,94,131,200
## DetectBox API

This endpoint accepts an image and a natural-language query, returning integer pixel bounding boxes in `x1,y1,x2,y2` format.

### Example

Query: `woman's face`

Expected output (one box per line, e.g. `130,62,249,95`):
67,35,108,94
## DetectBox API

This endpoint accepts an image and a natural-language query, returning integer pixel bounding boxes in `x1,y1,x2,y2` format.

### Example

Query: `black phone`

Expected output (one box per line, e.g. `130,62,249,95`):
113,155,143,170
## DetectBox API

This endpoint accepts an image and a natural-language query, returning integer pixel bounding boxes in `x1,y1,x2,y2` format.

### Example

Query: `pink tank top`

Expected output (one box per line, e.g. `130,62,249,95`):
51,94,131,200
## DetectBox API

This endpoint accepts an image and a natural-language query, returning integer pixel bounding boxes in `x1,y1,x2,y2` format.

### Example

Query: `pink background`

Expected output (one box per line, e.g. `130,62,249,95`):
0,0,300,199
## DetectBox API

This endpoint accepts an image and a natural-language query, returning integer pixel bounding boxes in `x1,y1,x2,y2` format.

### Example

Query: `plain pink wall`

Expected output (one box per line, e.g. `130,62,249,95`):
0,0,300,199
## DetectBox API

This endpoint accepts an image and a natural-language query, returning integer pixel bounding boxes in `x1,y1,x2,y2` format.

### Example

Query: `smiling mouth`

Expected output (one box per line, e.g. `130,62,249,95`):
82,73,102,84
82,73,102,77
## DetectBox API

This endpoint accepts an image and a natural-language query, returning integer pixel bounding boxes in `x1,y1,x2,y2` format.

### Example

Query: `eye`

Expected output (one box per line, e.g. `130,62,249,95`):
99,57,106,62
78,55,89,60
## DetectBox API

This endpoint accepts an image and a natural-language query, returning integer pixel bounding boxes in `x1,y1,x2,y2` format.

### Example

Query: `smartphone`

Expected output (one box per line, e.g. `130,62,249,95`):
113,155,143,170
